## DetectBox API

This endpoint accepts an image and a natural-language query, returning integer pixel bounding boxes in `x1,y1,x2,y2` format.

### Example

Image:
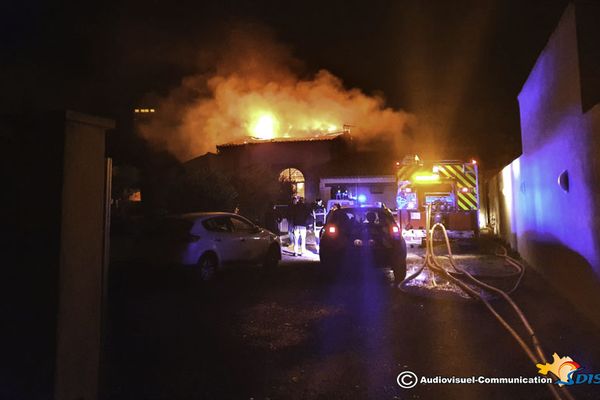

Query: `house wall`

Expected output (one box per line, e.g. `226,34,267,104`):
484,5,600,326
319,176,397,207
217,138,348,202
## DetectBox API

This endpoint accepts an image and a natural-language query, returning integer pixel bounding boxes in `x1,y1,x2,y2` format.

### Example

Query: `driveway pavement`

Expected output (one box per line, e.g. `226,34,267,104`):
104,242,600,399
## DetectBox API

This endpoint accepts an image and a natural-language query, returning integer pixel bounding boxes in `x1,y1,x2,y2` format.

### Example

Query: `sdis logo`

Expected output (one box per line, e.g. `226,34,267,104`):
537,353,600,386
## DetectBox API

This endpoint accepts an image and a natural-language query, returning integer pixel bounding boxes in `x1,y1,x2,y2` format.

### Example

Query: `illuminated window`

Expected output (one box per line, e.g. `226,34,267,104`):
279,168,305,198
128,190,142,202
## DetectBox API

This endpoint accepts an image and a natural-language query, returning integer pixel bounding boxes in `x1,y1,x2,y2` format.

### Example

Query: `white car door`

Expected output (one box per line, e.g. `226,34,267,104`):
229,216,268,261
201,216,248,262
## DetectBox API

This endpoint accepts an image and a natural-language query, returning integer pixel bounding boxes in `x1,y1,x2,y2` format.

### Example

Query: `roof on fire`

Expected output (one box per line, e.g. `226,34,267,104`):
216,132,347,149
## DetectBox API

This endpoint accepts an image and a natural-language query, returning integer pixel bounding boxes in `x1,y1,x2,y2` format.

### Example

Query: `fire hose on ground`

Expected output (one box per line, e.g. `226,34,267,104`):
399,204,574,400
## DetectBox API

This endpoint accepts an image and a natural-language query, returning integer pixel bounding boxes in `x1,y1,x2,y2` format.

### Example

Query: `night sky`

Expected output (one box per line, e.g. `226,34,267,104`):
2,0,570,167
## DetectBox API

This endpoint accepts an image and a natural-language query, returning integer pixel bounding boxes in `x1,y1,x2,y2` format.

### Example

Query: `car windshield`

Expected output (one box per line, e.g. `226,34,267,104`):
328,208,393,230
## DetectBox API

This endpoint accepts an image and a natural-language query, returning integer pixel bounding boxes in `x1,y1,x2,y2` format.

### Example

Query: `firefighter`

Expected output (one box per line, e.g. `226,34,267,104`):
312,198,326,252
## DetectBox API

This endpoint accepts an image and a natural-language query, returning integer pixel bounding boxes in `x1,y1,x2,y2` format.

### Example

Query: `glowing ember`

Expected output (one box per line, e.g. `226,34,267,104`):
247,112,339,140
250,112,278,139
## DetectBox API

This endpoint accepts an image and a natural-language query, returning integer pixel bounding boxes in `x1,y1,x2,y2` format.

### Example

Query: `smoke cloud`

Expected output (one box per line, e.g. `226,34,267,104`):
138,26,414,161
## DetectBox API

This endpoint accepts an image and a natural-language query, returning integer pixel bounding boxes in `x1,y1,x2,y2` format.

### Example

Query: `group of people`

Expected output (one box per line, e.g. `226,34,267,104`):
264,197,327,257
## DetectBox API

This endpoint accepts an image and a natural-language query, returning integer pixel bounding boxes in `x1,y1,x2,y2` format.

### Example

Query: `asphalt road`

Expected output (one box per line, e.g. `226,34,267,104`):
105,245,600,400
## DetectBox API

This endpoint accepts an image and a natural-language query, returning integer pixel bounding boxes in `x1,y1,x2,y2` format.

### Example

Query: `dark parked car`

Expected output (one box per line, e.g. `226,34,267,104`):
319,206,407,283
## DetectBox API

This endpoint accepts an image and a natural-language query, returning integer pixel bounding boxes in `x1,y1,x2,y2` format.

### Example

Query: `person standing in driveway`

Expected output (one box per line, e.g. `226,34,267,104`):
264,202,281,234
287,197,297,248
292,197,311,256
312,198,326,253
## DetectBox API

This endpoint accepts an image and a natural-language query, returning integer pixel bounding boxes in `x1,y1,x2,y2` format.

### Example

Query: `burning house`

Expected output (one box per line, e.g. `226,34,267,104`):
182,128,403,209
135,31,414,213
185,132,353,202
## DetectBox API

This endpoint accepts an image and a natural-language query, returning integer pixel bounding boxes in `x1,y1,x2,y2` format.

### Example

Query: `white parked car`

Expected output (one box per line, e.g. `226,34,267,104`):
128,212,281,280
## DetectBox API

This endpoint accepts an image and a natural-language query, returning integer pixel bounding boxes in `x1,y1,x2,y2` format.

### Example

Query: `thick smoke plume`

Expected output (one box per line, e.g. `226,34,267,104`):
138,27,414,161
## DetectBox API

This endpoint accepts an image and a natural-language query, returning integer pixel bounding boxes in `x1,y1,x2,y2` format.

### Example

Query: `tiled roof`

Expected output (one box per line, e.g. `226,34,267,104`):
217,133,346,148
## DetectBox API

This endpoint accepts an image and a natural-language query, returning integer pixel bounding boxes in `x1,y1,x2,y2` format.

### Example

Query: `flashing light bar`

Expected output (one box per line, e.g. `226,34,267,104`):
413,174,440,183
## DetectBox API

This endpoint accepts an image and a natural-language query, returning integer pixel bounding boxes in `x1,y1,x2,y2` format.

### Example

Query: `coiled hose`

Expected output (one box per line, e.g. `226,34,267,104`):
399,205,574,400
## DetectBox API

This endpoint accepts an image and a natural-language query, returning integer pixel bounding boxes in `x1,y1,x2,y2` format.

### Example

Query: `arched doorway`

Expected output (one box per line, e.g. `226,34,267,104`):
279,168,305,199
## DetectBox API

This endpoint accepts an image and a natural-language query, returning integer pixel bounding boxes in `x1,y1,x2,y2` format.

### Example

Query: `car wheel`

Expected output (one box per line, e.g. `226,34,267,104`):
393,259,407,284
198,253,218,281
263,244,280,269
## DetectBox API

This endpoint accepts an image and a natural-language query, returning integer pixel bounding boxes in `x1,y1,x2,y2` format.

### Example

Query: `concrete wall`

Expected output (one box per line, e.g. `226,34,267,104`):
0,111,113,399
319,176,397,207
54,111,114,400
485,5,600,326
576,1,600,112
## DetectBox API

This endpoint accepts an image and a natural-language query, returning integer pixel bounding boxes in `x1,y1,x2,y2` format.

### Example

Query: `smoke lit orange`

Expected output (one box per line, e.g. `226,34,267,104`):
138,27,413,161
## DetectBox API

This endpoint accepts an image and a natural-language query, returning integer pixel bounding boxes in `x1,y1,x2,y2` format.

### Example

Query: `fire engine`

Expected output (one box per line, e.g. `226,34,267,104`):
395,155,480,245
